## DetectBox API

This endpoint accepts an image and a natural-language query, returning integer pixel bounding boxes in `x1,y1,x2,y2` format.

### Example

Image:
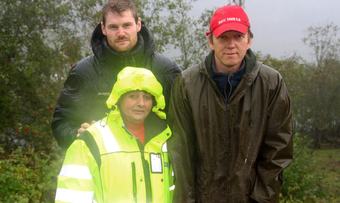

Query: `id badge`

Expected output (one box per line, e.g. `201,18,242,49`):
150,153,162,173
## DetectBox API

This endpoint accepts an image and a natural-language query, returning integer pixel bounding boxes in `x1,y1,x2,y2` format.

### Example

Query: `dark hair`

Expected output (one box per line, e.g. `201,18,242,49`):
248,28,254,39
102,0,139,25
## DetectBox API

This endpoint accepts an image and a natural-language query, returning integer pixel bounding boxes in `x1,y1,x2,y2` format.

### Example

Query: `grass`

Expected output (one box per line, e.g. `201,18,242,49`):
313,148,340,202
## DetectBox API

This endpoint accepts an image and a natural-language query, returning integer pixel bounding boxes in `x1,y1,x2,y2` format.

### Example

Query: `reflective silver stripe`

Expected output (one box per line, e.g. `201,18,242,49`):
59,165,92,180
169,185,175,191
162,143,168,152
96,123,120,153
55,188,94,203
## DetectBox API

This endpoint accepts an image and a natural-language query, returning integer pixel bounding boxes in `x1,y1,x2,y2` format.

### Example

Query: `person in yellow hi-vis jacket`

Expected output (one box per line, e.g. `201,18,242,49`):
55,67,174,203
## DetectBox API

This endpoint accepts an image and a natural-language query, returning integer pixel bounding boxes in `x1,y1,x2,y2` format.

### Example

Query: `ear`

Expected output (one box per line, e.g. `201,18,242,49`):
207,35,214,50
136,17,142,32
247,34,253,49
101,21,107,36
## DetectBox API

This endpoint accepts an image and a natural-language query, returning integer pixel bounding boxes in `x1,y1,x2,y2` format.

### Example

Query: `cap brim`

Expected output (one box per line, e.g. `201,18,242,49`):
213,23,248,37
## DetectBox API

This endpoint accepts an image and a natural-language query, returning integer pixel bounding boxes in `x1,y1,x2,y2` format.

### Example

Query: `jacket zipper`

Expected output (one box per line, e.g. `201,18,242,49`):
139,147,152,203
225,75,233,102
124,126,152,202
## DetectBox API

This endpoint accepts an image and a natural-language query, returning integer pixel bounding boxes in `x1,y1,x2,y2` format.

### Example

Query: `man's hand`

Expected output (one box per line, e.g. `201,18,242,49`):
77,121,95,136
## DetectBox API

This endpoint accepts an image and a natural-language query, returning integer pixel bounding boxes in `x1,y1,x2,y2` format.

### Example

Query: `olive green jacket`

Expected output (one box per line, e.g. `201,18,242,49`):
168,50,293,203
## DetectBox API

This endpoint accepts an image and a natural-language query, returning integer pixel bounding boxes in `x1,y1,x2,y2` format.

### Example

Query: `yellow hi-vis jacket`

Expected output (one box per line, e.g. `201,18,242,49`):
55,67,174,203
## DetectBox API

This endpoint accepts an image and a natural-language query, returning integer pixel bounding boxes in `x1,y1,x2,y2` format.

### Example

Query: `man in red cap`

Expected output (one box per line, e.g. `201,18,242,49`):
168,5,293,203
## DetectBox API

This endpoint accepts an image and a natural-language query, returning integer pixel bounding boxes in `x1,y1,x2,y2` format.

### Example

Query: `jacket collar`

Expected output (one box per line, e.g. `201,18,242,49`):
107,110,168,144
200,49,261,101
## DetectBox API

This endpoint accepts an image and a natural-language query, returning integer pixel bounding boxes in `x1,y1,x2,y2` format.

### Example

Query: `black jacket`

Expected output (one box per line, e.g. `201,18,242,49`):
168,50,292,203
52,23,180,148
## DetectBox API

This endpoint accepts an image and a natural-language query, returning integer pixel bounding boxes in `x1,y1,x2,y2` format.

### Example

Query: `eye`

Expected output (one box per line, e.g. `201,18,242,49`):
122,23,132,29
143,94,152,101
235,33,245,41
127,93,139,99
219,35,228,41
108,24,118,30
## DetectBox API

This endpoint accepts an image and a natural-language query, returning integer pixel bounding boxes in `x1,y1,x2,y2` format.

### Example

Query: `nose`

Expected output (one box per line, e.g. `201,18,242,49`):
116,27,125,36
226,38,237,48
136,95,146,106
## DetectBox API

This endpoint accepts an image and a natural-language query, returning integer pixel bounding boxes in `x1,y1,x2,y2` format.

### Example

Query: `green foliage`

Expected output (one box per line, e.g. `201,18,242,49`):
258,31,340,199
135,0,211,68
0,145,63,202
312,149,340,202
280,134,326,202
0,0,339,201
0,0,79,201
259,51,340,147
165,0,211,69
297,24,340,147
0,0,80,153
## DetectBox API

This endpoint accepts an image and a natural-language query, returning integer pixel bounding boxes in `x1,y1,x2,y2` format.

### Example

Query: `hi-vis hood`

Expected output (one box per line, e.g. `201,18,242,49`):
106,67,166,119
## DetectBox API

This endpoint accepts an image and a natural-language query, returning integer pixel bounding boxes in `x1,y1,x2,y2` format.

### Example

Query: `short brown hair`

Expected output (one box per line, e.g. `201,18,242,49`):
102,0,139,25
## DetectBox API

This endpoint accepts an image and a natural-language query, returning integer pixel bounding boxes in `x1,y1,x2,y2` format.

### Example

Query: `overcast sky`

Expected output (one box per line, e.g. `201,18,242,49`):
192,0,340,61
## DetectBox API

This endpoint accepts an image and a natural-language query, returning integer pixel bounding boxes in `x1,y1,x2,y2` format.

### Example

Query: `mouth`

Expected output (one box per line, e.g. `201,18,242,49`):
132,109,145,114
223,52,238,58
116,40,128,44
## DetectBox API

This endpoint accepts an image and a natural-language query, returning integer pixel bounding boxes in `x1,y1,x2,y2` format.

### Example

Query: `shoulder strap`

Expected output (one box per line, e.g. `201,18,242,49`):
78,131,101,169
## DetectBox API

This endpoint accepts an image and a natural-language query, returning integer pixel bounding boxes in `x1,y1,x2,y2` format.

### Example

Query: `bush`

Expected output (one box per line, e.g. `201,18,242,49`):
0,145,63,203
280,133,326,202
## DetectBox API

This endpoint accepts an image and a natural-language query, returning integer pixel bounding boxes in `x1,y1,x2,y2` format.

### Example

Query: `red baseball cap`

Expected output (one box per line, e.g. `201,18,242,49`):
206,5,250,37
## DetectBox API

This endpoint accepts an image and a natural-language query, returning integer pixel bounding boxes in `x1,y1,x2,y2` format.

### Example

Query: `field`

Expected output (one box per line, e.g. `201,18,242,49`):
313,148,340,202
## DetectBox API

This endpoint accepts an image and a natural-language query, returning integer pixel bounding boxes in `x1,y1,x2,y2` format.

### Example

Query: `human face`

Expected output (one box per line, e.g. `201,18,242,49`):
119,91,153,125
101,10,141,52
209,31,252,73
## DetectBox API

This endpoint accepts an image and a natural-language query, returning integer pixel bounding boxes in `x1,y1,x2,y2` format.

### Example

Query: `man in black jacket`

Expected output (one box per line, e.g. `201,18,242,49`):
52,0,180,149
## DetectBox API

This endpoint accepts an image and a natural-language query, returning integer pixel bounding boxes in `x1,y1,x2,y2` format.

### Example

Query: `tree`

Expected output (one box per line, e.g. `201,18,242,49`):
136,0,211,67
305,60,340,147
0,0,75,150
166,0,211,69
301,23,340,147
230,0,245,7
0,0,80,201
303,23,340,67
257,54,339,202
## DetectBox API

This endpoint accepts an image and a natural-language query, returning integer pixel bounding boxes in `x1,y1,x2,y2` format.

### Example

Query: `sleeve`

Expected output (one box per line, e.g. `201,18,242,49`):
250,75,293,203
51,65,85,149
162,62,182,110
55,139,102,203
167,75,197,203
151,54,182,112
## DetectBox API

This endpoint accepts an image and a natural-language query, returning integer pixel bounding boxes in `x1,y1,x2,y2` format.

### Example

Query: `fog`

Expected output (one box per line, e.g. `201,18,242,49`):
192,0,340,61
